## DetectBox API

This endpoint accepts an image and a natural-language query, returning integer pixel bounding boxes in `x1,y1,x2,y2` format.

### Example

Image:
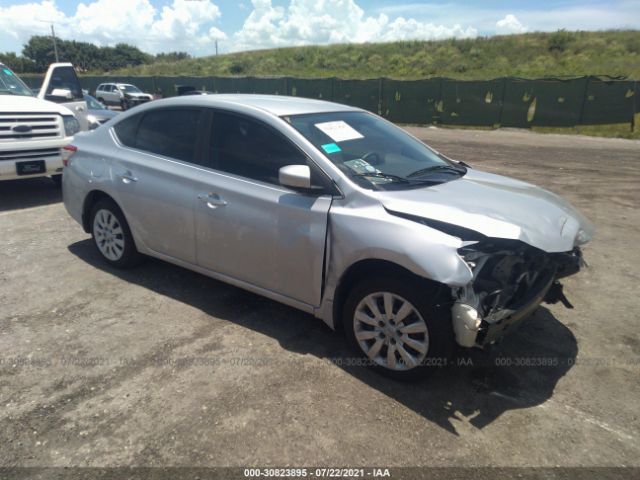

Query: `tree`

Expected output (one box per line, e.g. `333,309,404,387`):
548,29,575,53
22,35,58,71
0,52,36,72
155,52,191,62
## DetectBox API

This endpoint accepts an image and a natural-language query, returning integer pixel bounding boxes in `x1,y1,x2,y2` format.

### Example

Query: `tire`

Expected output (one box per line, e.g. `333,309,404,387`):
120,99,127,111
342,275,454,380
97,97,105,105
90,198,142,268
51,174,62,188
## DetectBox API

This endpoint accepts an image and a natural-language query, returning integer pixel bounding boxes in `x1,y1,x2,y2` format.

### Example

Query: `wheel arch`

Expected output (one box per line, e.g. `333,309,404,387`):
331,258,450,332
82,190,123,233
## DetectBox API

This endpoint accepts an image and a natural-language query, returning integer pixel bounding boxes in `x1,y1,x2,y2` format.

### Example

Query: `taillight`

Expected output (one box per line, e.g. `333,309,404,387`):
62,144,77,167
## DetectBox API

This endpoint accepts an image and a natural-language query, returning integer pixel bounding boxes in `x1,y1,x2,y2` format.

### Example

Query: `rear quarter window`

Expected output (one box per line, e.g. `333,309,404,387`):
113,113,142,148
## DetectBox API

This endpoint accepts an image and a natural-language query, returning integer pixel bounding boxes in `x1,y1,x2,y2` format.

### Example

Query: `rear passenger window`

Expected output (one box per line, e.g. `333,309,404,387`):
136,109,203,163
210,111,308,185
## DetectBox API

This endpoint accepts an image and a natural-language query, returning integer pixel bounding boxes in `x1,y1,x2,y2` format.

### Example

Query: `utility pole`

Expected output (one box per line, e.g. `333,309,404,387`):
215,40,218,56
51,24,59,62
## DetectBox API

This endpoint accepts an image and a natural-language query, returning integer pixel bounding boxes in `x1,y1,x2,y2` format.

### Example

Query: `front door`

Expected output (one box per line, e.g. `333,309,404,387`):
38,63,89,130
195,110,333,307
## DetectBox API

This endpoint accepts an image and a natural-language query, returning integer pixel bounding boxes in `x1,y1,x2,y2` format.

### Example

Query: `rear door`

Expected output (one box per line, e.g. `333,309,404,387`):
110,107,208,264
194,109,333,307
38,63,89,130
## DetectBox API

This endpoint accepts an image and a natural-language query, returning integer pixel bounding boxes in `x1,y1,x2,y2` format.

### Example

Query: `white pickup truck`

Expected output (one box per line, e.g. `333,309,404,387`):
0,62,87,186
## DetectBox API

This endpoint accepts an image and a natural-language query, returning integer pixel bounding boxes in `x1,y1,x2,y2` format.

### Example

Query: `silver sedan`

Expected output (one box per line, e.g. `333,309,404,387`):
62,95,593,379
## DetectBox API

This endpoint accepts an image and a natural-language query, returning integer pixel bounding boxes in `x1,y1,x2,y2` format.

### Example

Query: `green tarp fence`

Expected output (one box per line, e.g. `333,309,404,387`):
382,79,440,124
438,78,505,126
19,74,637,128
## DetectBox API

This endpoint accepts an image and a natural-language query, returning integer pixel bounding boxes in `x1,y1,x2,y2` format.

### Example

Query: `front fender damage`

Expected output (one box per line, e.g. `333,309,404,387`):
451,240,585,347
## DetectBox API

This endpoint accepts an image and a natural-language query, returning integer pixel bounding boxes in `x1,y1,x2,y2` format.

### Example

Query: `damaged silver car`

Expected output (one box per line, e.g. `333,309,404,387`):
62,95,593,379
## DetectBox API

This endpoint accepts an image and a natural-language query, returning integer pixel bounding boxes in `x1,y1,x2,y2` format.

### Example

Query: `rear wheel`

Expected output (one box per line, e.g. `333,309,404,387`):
90,199,142,268
343,275,453,380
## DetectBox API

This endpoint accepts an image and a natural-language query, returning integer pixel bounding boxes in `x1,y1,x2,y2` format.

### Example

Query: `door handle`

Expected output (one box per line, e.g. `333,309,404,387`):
116,171,138,184
198,192,227,208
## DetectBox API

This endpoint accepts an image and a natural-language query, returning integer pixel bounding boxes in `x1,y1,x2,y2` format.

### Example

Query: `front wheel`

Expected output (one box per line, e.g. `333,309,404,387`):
343,276,454,380
90,199,142,268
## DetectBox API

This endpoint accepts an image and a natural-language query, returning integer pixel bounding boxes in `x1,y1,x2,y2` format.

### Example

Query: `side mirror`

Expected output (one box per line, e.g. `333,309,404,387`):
51,88,73,99
279,165,311,190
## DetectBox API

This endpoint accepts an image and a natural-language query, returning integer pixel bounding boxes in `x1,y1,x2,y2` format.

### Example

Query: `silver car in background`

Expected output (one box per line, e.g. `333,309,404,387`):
62,95,593,379
84,94,118,129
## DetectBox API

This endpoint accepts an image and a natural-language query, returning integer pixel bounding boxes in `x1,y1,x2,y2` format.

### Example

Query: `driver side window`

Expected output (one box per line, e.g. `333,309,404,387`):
209,110,328,189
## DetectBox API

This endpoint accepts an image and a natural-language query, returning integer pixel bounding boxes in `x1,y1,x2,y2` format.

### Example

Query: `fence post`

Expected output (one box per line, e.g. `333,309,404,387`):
632,80,637,133
577,76,590,127
378,77,384,116
498,77,508,126
435,77,444,125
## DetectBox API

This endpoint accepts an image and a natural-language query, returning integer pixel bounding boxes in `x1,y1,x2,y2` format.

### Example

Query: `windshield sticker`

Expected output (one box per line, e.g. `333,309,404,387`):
3,69,13,76
315,121,364,143
321,143,342,154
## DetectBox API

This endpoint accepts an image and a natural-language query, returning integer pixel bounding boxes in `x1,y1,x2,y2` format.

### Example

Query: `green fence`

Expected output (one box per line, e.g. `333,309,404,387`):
21,74,637,128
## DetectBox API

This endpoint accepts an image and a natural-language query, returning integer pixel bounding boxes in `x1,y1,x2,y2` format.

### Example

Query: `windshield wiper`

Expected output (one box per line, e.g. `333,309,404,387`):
350,171,441,186
351,172,412,183
407,164,466,178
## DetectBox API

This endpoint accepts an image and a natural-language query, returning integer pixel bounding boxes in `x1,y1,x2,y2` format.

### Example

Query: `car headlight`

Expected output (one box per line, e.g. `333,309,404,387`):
63,115,80,136
574,228,591,246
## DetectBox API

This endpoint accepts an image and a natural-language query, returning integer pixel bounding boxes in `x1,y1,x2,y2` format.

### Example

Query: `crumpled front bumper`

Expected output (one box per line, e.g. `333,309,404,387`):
451,246,584,348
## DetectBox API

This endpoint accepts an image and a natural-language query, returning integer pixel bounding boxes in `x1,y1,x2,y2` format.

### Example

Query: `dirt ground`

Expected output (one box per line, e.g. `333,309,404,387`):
0,127,639,472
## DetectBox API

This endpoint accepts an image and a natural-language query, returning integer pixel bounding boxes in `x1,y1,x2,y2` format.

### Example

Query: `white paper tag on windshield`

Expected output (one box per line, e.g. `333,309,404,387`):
314,121,364,142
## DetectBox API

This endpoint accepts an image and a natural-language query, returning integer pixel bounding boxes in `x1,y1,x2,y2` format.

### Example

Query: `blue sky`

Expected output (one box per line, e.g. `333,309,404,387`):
1,0,638,57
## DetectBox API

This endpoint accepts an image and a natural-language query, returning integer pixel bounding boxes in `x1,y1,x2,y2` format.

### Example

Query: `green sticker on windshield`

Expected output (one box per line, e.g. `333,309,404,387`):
321,143,341,154
3,68,13,76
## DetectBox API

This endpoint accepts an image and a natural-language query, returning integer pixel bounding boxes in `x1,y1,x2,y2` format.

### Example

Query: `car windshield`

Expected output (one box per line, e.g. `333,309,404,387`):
84,94,105,110
119,85,141,93
284,111,465,190
0,66,34,97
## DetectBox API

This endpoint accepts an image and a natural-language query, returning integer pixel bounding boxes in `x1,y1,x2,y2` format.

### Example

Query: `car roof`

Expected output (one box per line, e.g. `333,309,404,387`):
158,94,362,117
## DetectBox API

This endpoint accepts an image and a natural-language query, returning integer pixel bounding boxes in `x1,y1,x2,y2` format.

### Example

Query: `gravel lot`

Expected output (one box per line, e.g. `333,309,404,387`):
0,127,639,472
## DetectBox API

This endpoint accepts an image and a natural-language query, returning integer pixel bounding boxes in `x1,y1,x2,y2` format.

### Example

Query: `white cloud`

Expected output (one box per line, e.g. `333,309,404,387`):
3,0,637,58
0,1,67,42
0,0,226,55
496,14,528,34
232,0,477,52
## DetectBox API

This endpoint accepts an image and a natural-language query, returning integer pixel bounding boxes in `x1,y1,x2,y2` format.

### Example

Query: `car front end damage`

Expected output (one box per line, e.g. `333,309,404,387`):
451,239,585,347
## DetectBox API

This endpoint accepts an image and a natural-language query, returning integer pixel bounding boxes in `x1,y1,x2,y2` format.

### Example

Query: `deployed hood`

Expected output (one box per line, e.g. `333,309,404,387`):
0,95,74,115
376,168,594,253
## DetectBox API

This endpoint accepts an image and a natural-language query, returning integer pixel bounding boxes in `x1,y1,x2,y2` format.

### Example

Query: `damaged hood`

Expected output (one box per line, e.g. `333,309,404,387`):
375,168,594,253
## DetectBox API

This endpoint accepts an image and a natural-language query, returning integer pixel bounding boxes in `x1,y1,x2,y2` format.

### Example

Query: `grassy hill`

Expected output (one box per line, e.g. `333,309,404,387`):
114,30,640,79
